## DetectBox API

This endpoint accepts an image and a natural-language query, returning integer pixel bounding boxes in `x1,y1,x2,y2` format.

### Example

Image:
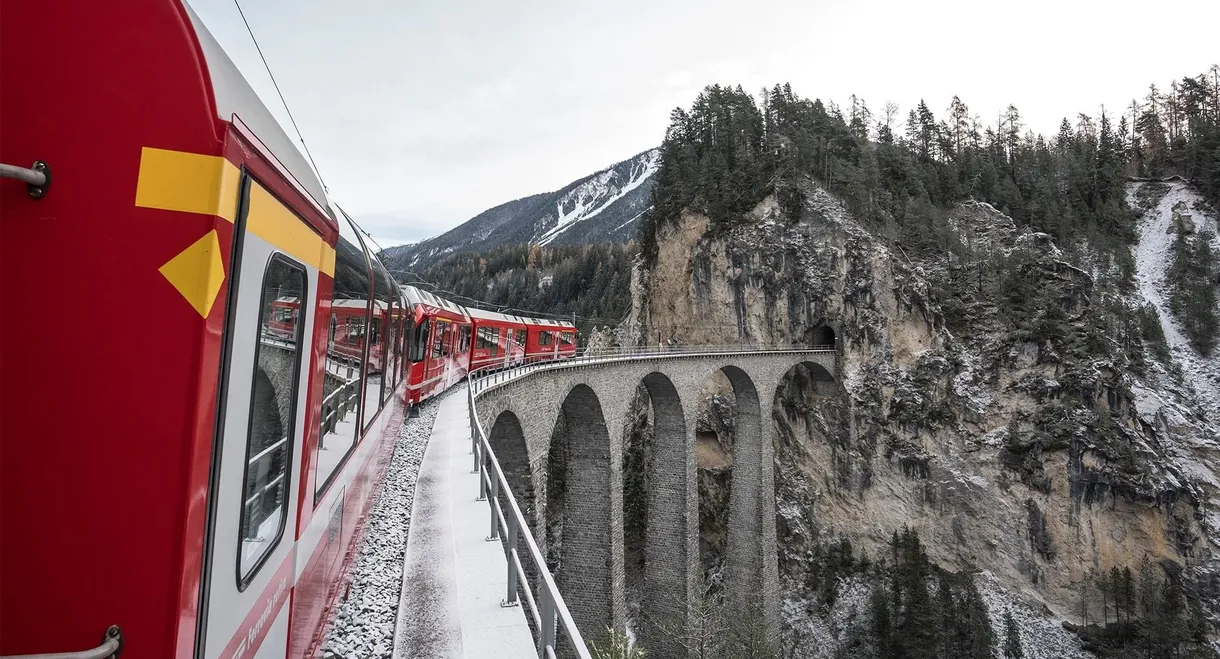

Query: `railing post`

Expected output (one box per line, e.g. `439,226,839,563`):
487,474,500,540
503,515,520,607
477,443,488,500
540,589,557,658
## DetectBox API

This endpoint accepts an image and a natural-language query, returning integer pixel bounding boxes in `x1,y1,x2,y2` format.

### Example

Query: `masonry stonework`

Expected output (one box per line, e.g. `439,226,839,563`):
478,351,834,656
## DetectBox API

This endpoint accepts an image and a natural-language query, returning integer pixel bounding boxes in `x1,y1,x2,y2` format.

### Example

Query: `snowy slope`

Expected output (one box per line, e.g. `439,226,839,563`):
1128,179,1220,554
1128,180,1220,424
537,149,660,246
383,149,659,271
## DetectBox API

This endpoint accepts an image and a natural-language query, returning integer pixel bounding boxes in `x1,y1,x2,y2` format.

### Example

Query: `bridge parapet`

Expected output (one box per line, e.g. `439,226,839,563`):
467,346,835,658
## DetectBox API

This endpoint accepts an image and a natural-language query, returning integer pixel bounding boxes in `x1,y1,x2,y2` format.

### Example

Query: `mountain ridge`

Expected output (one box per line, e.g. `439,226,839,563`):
383,148,658,271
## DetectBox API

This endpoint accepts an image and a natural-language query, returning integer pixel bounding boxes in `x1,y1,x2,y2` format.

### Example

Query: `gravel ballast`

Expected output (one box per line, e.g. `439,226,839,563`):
321,396,442,658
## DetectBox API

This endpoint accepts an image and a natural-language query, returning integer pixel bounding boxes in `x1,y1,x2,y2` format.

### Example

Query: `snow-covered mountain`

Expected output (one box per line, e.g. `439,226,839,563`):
383,149,659,269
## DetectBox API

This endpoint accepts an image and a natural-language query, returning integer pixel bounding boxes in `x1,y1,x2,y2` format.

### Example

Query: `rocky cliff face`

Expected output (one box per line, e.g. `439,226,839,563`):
625,183,1220,656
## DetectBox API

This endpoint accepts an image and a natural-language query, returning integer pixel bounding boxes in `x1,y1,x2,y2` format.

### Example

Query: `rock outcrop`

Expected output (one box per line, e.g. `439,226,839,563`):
625,182,1220,656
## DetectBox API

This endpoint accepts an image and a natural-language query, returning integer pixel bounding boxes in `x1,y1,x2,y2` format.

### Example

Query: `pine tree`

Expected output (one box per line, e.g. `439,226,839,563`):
1003,610,1025,659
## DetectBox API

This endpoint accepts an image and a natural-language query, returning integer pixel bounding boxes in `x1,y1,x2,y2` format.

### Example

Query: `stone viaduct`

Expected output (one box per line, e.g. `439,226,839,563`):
473,349,835,657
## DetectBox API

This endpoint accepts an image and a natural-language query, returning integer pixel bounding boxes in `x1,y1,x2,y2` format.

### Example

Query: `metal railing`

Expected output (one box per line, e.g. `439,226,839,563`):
320,378,360,437
467,372,592,659
463,343,832,658
243,435,288,538
471,343,834,396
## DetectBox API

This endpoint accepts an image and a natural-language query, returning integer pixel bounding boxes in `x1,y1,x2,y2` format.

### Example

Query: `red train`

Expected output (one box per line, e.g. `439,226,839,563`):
0,3,575,659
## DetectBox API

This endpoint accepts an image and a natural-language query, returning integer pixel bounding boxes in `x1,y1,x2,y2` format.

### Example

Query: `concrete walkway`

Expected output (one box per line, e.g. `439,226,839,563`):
393,388,537,659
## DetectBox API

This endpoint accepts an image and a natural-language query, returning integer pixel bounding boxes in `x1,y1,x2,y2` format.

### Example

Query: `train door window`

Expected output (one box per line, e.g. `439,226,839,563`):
239,256,306,585
516,329,526,347
459,326,471,353
315,217,370,501
407,317,417,378
410,317,429,362
432,321,446,359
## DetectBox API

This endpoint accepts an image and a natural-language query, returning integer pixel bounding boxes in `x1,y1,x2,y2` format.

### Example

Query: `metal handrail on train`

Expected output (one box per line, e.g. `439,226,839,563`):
466,370,592,659
463,343,833,658
0,625,122,659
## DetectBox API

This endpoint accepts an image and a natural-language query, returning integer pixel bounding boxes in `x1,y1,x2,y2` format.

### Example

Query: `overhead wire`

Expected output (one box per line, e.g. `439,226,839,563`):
233,0,329,193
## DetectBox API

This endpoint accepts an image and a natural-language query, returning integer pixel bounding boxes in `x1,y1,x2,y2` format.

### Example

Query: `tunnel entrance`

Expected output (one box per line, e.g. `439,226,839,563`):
814,325,836,348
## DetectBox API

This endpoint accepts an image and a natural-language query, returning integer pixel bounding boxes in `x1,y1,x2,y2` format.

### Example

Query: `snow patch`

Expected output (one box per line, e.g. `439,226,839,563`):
536,149,660,246
1128,180,1220,426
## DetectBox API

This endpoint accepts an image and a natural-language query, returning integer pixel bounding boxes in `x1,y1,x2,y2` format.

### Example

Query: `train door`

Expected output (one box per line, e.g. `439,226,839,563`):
499,327,507,368
198,177,317,659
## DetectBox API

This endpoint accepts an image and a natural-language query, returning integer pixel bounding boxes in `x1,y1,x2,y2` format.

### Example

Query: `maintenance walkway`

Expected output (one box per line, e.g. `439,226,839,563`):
393,389,536,659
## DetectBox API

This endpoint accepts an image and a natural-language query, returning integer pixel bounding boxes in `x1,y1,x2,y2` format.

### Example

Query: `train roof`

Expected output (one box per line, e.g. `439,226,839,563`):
184,4,330,218
464,306,528,325
525,317,576,330
332,298,388,311
402,284,468,318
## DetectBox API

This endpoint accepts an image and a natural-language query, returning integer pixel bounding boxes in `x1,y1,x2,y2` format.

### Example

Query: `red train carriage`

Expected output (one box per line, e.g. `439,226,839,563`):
1,4,409,659
523,318,578,361
467,307,530,371
403,284,472,405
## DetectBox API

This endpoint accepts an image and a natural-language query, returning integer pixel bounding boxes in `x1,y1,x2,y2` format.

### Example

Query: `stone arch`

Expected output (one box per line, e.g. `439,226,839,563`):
718,366,772,632
488,410,535,537
692,363,777,644
623,371,691,657
548,383,617,650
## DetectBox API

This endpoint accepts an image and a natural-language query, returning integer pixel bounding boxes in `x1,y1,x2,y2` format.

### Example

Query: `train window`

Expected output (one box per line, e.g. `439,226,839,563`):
461,326,471,353
560,331,574,346
315,218,370,503
362,284,391,430
477,326,500,355
432,321,447,359
516,329,526,347
539,330,552,346
239,256,306,587
372,262,396,410
382,297,398,404
410,318,429,363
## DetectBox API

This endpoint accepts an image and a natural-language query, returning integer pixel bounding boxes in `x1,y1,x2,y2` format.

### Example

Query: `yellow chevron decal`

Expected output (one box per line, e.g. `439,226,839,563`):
159,230,226,318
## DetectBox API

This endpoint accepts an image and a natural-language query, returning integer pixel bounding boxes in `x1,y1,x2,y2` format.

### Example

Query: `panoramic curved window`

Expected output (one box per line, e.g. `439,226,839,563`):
315,215,371,502
239,255,306,586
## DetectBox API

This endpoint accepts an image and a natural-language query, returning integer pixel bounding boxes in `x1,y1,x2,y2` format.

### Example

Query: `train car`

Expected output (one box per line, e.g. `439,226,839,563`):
467,307,530,371
0,4,410,659
403,284,471,405
523,318,579,361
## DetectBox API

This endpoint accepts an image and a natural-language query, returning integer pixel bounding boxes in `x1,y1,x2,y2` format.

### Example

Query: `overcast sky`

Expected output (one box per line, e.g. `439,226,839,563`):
188,0,1219,246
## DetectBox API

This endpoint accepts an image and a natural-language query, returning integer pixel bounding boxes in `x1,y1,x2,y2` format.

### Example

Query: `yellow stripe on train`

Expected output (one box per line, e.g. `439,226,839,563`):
135,147,241,222
246,181,336,277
